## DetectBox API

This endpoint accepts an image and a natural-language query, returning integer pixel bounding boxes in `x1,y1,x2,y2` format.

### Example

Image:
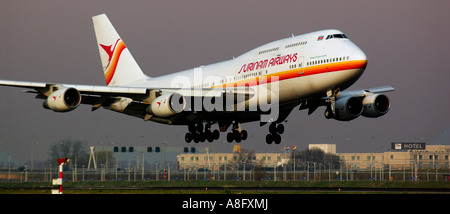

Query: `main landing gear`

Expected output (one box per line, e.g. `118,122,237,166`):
226,122,247,143
265,123,284,144
184,122,248,144
185,123,220,143
185,121,284,145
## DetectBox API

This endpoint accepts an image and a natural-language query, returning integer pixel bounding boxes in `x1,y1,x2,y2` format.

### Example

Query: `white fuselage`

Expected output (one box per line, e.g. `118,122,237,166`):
128,29,367,110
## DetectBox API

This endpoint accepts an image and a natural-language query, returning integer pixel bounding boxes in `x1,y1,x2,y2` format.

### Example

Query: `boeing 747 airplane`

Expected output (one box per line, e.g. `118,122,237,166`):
0,14,394,144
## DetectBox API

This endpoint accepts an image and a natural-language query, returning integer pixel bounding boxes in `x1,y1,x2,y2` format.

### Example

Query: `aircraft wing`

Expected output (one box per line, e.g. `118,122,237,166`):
0,79,149,102
0,79,253,97
337,85,395,98
0,79,255,113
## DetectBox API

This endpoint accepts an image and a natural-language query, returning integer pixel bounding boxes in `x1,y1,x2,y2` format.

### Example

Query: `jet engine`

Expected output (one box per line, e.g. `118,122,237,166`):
43,87,81,112
333,96,363,121
148,92,186,118
362,94,390,118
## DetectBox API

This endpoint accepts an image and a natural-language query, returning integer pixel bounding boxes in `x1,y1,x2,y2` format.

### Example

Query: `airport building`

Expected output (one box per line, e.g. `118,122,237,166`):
176,144,450,173
339,144,450,171
177,149,291,171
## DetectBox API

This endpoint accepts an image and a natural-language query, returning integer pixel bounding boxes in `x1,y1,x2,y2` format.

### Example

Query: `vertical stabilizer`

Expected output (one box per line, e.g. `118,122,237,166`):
92,14,147,86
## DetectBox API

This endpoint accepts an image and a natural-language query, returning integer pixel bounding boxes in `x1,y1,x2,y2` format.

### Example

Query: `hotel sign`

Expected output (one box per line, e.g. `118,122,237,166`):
391,142,426,150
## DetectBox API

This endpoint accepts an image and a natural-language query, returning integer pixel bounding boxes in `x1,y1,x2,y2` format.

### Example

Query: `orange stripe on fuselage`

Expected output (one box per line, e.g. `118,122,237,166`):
104,40,127,85
214,60,367,88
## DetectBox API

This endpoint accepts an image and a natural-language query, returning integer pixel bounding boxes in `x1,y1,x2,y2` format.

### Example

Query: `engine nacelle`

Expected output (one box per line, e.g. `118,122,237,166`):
43,87,81,112
334,96,363,121
148,92,186,118
362,94,390,118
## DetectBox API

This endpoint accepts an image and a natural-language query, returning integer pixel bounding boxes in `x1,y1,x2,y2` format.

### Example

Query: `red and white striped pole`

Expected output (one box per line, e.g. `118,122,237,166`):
53,158,69,194
58,161,63,193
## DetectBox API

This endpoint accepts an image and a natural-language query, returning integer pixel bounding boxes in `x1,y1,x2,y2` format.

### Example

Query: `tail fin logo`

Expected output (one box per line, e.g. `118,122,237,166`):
99,39,127,85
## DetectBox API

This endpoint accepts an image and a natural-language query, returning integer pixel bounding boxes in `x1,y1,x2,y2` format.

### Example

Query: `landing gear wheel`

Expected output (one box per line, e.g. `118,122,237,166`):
206,130,214,142
273,133,281,144
276,124,284,134
233,130,241,143
196,123,204,133
193,133,200,143
241,130,248,140
213,130,220,140
267,123,285,144
227,132,234,143
188,124,196,133
185,132,192,143
199,132,205,142
269,123,277,134
324,109,334,119
269,123,284,134
266,134,273,144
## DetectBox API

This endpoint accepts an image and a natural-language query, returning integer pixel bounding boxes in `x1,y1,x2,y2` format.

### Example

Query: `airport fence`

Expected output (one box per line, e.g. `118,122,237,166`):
1,166,450,182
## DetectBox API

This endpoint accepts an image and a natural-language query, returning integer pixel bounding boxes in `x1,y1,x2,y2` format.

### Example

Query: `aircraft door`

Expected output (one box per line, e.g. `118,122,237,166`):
298,56,305,75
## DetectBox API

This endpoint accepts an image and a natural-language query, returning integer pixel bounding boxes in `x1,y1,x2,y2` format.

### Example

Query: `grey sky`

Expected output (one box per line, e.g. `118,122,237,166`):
1,0,449,163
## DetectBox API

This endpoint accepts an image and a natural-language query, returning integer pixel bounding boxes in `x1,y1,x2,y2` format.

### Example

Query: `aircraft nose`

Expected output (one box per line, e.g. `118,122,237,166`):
352,48,368,74
352,49,367,62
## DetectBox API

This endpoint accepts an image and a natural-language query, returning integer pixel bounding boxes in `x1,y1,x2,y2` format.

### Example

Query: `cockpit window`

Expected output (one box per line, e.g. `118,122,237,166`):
326,34,348,40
